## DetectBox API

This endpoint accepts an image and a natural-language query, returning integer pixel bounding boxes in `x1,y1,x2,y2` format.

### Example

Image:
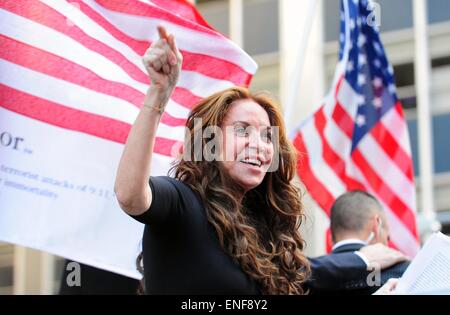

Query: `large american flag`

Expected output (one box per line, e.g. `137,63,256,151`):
292,0,420,257
0,0,256,167
0,0,256,276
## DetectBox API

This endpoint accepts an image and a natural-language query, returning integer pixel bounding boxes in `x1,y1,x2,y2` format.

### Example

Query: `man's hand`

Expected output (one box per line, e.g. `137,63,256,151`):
358,243,409,270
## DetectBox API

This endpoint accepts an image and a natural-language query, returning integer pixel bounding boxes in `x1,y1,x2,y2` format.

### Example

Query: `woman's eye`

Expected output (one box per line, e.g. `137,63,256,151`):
234,126,248,136
261,131,272,142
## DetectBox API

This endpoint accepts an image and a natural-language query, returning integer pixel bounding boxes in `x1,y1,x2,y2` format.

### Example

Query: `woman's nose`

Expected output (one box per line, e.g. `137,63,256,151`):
247,130,261,149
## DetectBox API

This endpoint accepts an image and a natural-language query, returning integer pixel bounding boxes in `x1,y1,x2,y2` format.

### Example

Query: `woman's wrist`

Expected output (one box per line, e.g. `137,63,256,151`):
142,100,165,114
143,86,172,114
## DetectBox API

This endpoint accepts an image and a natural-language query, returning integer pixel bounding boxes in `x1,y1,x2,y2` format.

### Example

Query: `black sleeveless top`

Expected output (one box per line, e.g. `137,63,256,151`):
130,176,260,295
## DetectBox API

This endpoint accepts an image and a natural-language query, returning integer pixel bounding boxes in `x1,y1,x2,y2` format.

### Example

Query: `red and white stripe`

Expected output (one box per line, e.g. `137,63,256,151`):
0,0,256,161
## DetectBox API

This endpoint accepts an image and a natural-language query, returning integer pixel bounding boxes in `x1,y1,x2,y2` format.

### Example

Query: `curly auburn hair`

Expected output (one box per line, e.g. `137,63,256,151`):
138,86,310,295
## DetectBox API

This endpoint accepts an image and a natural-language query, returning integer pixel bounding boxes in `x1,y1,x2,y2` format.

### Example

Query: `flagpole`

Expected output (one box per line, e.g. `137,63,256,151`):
413,0,439,237
283,0,318,133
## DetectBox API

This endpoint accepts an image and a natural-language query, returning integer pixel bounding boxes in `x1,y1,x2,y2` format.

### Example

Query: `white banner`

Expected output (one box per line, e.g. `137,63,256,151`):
0,107,173,279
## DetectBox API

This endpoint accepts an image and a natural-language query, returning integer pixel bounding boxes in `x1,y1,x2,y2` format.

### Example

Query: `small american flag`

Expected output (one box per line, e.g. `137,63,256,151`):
0,0,257,174
292,0,420,257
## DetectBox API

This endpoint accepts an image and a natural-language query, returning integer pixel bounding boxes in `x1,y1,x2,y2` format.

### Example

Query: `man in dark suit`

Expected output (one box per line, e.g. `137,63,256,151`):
307,190,410,294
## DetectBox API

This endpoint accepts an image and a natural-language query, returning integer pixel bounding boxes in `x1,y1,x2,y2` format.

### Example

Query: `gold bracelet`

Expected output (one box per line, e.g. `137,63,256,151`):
143,102,165,114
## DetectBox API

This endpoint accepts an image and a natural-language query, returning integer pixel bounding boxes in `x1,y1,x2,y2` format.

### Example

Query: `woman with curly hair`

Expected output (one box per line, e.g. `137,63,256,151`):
115,25,310,295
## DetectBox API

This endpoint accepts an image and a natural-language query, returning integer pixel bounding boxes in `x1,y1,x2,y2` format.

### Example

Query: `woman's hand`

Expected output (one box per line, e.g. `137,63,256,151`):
142,25,183,104
359,243,409,269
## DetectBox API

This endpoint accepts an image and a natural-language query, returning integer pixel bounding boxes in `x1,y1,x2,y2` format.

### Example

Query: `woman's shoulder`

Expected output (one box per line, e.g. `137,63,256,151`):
151,175,190,190
151,176,200,204
150,176,206,221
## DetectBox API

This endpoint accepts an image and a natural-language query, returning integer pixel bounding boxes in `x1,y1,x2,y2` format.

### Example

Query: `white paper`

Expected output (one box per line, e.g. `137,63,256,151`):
395,232,450,295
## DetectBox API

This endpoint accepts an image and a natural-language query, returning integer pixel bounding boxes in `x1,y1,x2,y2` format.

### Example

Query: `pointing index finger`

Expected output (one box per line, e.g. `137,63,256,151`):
157,25,169,40
167,34,177,53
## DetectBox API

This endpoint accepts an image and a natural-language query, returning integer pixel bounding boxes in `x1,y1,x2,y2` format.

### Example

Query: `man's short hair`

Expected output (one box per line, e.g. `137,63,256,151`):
330,190,382,241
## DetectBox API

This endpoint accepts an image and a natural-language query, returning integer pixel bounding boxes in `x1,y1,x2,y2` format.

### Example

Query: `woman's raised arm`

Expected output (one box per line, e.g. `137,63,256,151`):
114,26,182,216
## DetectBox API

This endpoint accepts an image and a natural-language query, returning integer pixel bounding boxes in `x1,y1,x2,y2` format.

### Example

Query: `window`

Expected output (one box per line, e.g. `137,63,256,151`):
197,0,229,36
394,63,416,109
324,0,414,42
408,113,450,176
197,0,280,96
432,56,450,68
404,56,450,175
376,0,413,32
243,0,279,55
428,0,450,24
323,0,341,42
198,0,279,56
